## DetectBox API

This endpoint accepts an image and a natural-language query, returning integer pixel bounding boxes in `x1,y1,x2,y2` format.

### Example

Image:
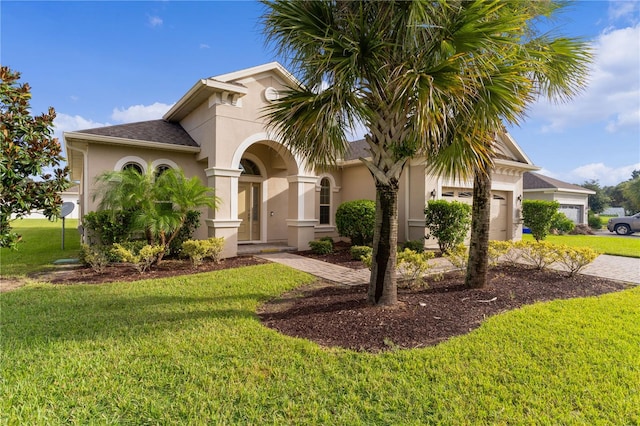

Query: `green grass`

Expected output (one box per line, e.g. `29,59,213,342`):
0,219,81,276
2,264,639,424
523,233,640,258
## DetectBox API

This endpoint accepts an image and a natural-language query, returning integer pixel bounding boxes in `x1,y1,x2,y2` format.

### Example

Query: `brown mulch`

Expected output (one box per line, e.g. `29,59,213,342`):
4,245,631,353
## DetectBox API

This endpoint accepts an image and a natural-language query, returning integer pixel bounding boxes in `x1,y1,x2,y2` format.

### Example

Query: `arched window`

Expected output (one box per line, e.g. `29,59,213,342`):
154,164,172,179
240,159,261,176
319,177,331,225
122,162,143,174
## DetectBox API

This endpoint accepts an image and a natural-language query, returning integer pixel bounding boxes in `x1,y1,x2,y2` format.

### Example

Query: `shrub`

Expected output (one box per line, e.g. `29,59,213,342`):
79,244,110,273
167,210,201,257
488,240,513,267
309,239,334,255
335,200,375,246
516,240,557,270
397,249,434,287
588,211,603,230
550,212,575,235
424,200,472,253
444,244,469,270
350,245,372,261
181,237,225,266
83,209,136,245
554,245,599,277
111,243,164,273
402,239,425,253
522,200,560,241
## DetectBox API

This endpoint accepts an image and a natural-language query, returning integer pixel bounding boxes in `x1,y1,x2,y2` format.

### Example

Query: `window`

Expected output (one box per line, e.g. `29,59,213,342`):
240,159,261,176
319,178,331,225
155,164,172,179
122,162,143,174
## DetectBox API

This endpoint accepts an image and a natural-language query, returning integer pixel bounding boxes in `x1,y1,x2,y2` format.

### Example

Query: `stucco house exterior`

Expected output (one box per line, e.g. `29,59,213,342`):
65,62,539,258
523,172,595,224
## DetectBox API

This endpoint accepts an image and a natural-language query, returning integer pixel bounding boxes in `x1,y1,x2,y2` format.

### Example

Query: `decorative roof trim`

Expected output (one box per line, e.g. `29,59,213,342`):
164,79,249,121
64,132,201,153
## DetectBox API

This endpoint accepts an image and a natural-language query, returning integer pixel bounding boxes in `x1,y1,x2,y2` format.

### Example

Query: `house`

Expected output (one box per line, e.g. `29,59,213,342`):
523,172,595,224
65,62,538,258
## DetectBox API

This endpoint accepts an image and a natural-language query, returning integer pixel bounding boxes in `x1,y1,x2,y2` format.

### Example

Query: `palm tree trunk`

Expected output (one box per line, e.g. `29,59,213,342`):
367,181,399,306
465,170,492,288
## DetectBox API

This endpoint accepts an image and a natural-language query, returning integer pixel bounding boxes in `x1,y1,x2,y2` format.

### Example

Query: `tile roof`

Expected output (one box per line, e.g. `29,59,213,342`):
74,120,199,148
523,172,593,193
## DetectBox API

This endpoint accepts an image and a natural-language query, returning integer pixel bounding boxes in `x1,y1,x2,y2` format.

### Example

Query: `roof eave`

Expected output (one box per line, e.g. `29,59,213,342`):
64,131,201,153
163,79,249,122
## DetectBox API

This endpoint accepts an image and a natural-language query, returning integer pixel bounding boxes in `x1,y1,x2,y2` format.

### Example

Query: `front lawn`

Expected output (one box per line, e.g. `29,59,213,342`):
0,219,81,276
523,233,640,258
2,264,638,424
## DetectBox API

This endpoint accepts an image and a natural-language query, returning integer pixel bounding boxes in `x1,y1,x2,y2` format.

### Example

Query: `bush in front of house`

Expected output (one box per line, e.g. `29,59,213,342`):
350,245,372,261
588,211,603,230
550,212,575,234
424,200,472,253
402,239,425,253
335,199,376,246
309,239,334,255
522,200,560,241
111,243,165,273
83,209,137,245
181,237,225,266
168,210,202,257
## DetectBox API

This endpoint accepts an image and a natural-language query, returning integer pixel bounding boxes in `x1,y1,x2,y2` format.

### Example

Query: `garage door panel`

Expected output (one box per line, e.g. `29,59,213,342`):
441,188,509,241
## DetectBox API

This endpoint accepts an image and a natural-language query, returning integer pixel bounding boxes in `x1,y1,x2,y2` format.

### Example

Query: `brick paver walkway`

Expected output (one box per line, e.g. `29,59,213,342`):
257,252,640,286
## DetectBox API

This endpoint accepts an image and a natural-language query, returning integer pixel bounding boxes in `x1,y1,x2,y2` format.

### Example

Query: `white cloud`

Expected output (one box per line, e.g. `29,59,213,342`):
111,102,175,123
554,162,640,186
148,15,163,28
200,43,210,49
532,24,640,134
608,1,639,23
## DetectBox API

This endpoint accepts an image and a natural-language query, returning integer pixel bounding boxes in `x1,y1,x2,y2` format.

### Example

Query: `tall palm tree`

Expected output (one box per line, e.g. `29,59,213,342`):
426,2,591,288
262,0,589,305
93,166,219,263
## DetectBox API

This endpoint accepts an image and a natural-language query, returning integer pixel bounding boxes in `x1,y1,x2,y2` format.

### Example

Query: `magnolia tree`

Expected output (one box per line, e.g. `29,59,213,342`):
0,66,69,248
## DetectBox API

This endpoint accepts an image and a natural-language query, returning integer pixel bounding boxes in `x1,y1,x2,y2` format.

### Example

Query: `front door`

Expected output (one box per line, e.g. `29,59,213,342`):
238,182,260,241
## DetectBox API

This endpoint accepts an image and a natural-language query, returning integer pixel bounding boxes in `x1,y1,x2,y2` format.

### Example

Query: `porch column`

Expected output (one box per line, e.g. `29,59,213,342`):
406,160,427,242
205,167,242,258
286,175,319,250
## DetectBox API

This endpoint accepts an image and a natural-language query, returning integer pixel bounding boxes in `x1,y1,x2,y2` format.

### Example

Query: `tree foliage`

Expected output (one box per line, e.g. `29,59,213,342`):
0,66,69,248
335,199,376,246
581,179,610,214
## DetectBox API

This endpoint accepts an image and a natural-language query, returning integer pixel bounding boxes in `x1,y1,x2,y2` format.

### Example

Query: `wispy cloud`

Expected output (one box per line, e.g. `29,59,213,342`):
199,43,210,49
608,0,639,24
111,102,175,123
531,24,640,135
54,113,111,154
548,162,640,186
147,15,163,28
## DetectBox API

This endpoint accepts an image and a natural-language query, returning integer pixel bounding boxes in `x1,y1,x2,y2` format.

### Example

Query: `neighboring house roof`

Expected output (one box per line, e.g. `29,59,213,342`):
72,120,199,148
523,172,595,194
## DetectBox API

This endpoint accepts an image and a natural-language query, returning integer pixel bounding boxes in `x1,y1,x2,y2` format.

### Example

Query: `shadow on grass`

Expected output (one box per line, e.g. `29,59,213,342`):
2,291,268,345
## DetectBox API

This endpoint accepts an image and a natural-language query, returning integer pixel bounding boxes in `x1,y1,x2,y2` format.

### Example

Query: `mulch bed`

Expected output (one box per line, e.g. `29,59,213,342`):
258,264,630,352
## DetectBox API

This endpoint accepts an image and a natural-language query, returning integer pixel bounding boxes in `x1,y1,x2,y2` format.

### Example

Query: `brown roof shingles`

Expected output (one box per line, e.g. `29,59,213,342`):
75,120,199,148
524,172,593,192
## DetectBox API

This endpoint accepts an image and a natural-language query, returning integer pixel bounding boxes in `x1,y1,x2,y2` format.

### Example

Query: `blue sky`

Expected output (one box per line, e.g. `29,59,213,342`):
2,1,639,186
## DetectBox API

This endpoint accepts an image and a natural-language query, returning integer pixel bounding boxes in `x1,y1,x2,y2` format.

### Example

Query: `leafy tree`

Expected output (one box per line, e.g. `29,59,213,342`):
622,177,640,213
0,66,69,248
92,166,219,263
262,0,590,305
581,179,610,214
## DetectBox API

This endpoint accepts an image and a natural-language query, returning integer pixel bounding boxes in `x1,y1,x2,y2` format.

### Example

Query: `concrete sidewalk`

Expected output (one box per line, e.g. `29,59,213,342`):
257,252,640,286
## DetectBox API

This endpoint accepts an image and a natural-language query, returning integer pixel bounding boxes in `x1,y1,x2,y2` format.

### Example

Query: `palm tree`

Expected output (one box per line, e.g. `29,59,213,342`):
426,2,591,288
93,166,219,263
262,0,590,305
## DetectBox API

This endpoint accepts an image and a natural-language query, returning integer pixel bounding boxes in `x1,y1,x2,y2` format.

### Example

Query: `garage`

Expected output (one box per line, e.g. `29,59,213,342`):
558,204,583,224
442,188,509,241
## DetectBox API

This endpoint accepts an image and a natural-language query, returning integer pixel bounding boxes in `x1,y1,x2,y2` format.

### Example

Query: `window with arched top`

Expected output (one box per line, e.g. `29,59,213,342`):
240,159,261,176
154,164,172,179
319,177,331,225
122,162,143,174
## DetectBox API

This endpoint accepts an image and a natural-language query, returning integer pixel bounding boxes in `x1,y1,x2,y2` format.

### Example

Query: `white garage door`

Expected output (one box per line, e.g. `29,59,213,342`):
442,188,508,241
558,205,582,224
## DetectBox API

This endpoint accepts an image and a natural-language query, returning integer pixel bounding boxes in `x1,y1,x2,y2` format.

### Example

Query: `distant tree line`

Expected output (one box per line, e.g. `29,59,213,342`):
580,170,640,214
